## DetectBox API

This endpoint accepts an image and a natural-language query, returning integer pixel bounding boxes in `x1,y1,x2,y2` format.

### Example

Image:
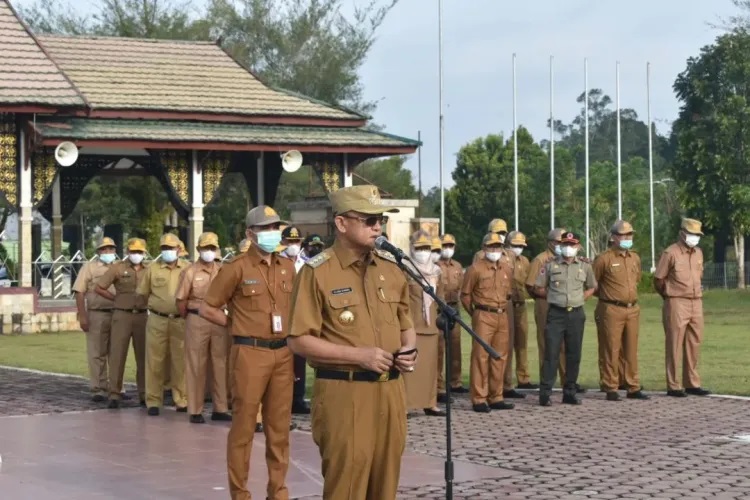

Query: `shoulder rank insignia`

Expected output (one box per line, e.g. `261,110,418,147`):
374,249,397,263
306,251,331,268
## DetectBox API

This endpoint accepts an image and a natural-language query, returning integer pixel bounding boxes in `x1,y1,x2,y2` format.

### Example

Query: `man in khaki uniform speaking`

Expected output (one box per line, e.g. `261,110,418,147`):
202,206,296,500
137,233,189,415
73,237,117,402
96,238,148,408
287,185,417,500
176,232,231,424
654,218,710,398
437,233,466,399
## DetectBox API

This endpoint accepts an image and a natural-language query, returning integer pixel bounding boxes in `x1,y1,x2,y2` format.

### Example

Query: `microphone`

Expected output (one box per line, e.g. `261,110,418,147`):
374,235,406,261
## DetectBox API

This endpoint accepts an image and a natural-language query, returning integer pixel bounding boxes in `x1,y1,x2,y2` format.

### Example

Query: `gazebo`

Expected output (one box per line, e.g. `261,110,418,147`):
0,0,418,329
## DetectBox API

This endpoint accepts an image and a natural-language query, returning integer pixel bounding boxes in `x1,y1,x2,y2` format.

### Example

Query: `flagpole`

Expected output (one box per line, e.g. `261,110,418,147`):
585,58,590,258
647,62,655,272
616,61,622,220
417,130,422,218
550,55,555,230
438,0,445,234
513,53,518,231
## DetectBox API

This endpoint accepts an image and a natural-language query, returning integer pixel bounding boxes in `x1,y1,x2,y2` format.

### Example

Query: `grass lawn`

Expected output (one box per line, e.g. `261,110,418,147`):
0,291,748,396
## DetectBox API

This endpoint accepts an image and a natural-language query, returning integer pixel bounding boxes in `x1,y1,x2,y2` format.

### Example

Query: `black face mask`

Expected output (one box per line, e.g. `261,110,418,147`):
307,247,322,257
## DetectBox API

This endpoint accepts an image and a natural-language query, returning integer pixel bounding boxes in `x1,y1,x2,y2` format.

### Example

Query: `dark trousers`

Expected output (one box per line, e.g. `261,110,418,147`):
293,354,307,402
540,306,585,398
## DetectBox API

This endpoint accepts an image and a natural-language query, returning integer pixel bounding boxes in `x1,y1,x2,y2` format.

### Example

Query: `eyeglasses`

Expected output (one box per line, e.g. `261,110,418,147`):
340,214,389,227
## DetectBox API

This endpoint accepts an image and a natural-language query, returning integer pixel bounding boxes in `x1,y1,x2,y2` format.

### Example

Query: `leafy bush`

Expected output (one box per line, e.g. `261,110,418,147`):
638,271,655,295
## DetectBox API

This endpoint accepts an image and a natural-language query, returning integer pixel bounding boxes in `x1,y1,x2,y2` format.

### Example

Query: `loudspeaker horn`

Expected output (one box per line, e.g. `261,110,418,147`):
54,142,79,167
281,150,303,172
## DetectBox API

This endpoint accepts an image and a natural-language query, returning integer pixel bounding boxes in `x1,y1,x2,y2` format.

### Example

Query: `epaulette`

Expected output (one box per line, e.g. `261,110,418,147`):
306,251,331,268
374,249,397,264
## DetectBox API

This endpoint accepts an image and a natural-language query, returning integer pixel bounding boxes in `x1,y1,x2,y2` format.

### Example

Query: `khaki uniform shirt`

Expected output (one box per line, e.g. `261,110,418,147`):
437,258,463,304
460,257,512,312
535,256,597,308
593,247,641,304
98,260,148,310
654,241,703,299
204,245,295,339
72,259,115,310
288,240,413,372
512,254,530,303
136,260,188,315
175,260,222,311
526,249,555,299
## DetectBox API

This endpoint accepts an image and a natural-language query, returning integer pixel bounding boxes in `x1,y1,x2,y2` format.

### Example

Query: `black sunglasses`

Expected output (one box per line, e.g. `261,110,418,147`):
340,214,389,227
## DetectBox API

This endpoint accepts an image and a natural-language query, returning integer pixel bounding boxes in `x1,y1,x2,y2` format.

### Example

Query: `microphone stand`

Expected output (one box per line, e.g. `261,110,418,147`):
394,254,500,500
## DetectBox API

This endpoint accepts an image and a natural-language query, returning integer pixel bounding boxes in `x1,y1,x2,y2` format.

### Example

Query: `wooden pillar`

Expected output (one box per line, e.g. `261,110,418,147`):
188,150,203,258
343,153,353,188
51,175,62,258
18,128,33,287
256,152,265,206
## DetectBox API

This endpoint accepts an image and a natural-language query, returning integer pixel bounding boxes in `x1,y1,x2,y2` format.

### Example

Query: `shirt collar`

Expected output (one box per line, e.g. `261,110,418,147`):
332,239,377,269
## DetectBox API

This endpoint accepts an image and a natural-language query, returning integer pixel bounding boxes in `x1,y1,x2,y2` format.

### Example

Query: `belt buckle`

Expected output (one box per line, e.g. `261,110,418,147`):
168,313,176,319
566,306,573,312
627,303,633,308
131,309,138,314
377,371,390,382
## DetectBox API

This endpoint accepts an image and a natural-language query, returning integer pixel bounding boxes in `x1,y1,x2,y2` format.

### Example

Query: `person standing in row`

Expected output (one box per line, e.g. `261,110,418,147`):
654,218,711,397
403,231,445,417
437,233,466,400
473,218,509,263
176,232,232,423
504,231,536,390
96,238,148,408
593,221,649,401
299,234,325,264
280,226,305,273
137,233,189,415
534,232,597,406
201,206,295,500
461,232,514,412
287,185,416,500
73,237,117,402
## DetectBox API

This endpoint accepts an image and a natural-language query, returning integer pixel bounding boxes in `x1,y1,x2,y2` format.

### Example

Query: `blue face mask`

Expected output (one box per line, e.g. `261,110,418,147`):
256,230,282,253
161,249,178,263
619,239,634,250
99,253,116,264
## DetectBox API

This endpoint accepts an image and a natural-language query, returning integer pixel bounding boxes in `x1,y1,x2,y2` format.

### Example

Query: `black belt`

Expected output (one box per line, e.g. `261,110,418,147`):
315,368,400,382
149,309,180,319
473,303,506,314
89,308,113,312
549,304,583,312
600,299,638,308
233,336,288,350
187,308,200,315
114,308,147,314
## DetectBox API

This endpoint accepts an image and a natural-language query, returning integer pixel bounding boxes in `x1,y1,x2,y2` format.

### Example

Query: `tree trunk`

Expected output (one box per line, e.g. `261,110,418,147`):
734,233,745,289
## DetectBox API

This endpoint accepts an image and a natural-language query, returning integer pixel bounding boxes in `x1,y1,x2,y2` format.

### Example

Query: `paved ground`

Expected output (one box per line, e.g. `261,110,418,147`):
2,366,750,499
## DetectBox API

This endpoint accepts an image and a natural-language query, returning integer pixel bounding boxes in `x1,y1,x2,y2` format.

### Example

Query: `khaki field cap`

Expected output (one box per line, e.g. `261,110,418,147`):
483,232,504,246
547,227,566,241
508,231,527,246
246,205,287,228
178,240,188,257
611,220,635,235
441,234,456,245
411,231,431,248
198,232,219,248
127,238,147,252
488,219,508,233
97,237,116,250
160,233,180,248
431,237,442,251
329,185,399,215
681,218,704,236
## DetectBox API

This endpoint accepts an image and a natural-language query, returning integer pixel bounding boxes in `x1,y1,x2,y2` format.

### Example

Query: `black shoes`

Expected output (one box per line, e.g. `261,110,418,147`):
517,382,539,390
685,387,711,396
539,395,552,406
606,391,621,401
562,395,582,405
450,386,469,393
667,390,688,397
147,407,160,416
437,393,453,404
576,384,587,394
175,406,187,413
211,412,232,421
107,399,120,409
423,408,447,417
503,390,526,399
92,394,106,403
472,403,491,413
190,414,205,424
626,390,650,400
489,401,515,410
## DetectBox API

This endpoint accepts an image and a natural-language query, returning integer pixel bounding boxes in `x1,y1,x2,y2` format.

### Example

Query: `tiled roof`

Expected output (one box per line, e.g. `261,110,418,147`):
34,118,420,149
0,0,84,106
36,35,363,121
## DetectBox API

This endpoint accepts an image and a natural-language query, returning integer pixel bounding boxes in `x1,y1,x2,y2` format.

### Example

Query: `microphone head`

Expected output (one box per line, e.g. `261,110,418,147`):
374,235,387,250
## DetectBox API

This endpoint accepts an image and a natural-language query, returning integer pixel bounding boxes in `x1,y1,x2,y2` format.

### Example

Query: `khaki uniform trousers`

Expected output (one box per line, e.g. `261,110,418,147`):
595,302,640,393
534,299,566,385
311,377,406,500
86,310,112,395
437,320,462,393
663,297,703,391
185,313,228,415
504,302,531,387
470,309,510,405
145,314,187,408
108,310,146,400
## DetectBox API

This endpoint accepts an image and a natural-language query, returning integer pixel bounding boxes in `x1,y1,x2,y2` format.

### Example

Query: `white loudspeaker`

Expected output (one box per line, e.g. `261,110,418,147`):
54,142,79,167
281,150,303,172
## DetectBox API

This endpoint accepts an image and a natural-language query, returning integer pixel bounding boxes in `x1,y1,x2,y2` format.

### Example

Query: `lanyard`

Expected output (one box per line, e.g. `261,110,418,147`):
257,257,277,311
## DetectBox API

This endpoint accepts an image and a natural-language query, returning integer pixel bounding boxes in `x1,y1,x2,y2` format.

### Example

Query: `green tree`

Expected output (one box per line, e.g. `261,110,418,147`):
354,156,417,199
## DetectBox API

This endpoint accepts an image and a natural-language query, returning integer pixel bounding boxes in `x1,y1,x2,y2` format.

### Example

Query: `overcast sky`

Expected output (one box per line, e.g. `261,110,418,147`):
14,0,740,191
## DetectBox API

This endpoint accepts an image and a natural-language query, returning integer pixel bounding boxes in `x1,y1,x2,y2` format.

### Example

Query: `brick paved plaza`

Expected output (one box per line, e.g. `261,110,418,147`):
1,366,750,499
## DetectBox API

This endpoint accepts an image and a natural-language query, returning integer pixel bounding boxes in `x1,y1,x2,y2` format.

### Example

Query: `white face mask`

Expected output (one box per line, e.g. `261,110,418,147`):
511,247,523,257
200,250,216,263
441,248,455,259
128,253,144,265
554,244,562,256
285,244,301,257
430,252,440,263
413,250,431,264
561,246,578,258
485,251,501,262
497,234,506,244
684,234,700,248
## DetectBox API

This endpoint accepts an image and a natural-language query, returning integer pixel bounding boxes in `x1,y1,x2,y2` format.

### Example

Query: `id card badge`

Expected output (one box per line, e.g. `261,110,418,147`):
272,314,283,334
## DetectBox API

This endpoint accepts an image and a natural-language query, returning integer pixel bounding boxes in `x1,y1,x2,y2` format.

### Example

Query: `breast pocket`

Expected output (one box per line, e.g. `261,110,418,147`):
377,286,401,325
478,276,494,290
328,294,362,329
241,285,271,312
153,276,168,288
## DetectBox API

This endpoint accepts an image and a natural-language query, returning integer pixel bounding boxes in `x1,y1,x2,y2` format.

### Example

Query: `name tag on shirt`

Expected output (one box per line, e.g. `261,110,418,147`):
272,314,283,333
243,279,259,285
612,263,620,267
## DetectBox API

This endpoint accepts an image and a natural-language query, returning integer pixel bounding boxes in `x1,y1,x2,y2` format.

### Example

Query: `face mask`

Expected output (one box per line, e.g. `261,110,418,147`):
441,248,455,259
619,239,633,250
128,253,144,265
511,247,523,257
200,250,216,263
496,234,506,244
161,250,178,263
307,247,322,257
485,251,501,262
256,230,282,253
285,244,301,257
561,246,578,258
430,252,440,263
413,250,431,264
99,253,116,264
685,234,700,248
554,244,562,256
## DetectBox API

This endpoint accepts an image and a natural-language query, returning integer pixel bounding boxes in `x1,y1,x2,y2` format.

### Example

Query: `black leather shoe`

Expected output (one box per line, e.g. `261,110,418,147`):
685,387,711,396
190,414,205,424
139,399,146,408
451,386,469,393
107,399,120,409
423,408,447,417
472,403,490,413
211,412,232,421
289,422,297,431
503,389,526,399
517,382,539,390
255,423,263,433
562,395,582,405
539,395,551,406
147,407,159,416
489,401,515,410
626,391,650,400
175,406,188,413
92,394,106,403
576,384,587,394
437,393,453,404
606,391,621,401
292,400,311,414
120,392,132,401
667,390,687,397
